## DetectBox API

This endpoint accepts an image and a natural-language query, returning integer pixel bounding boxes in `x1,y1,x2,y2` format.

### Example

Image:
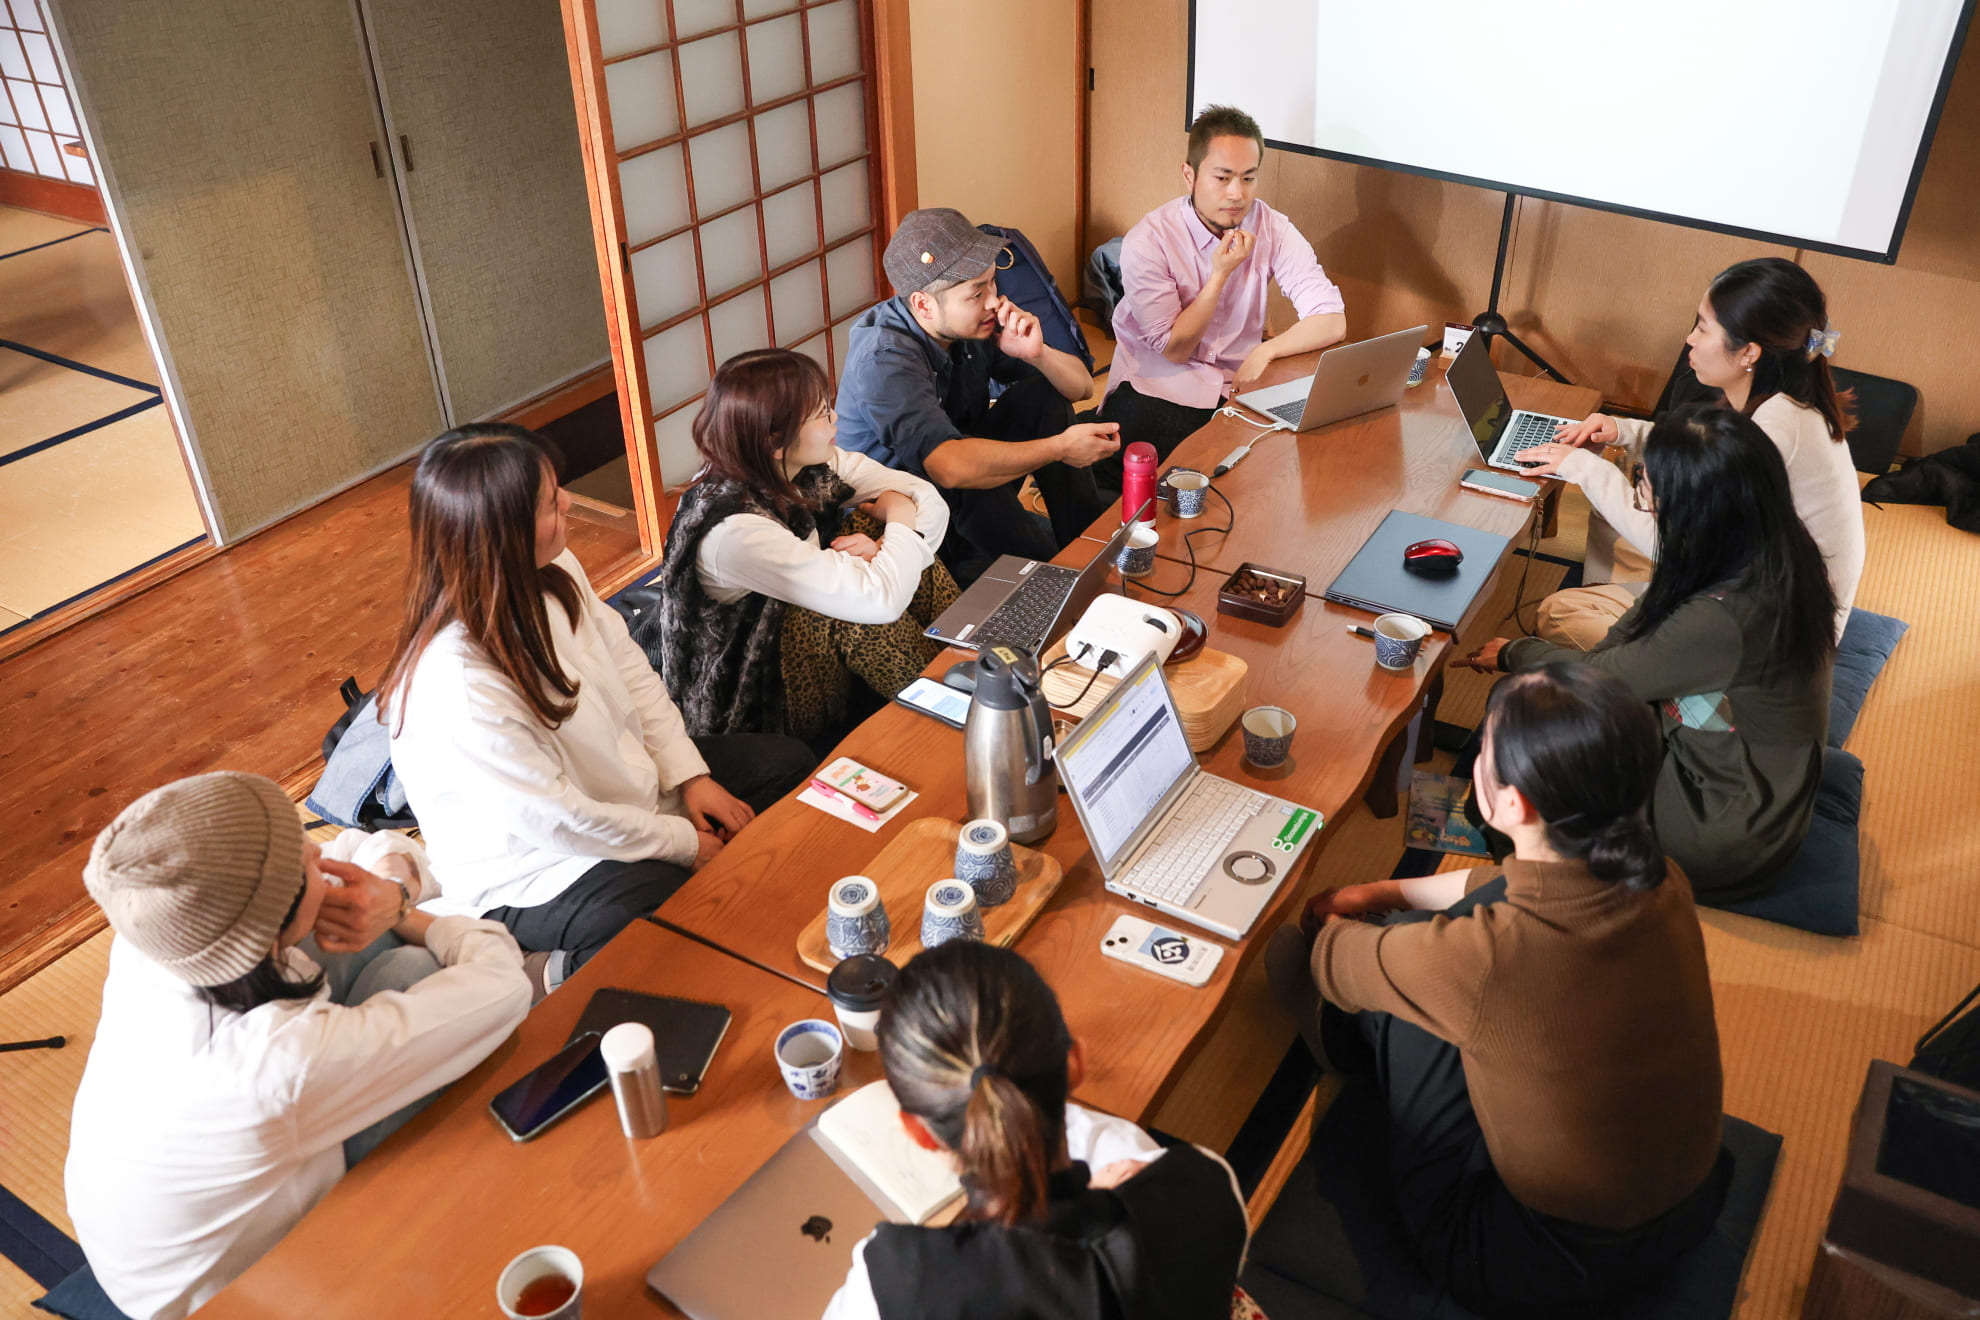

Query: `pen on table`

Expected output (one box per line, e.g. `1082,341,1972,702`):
1345,625,1376,640
808,777,881,822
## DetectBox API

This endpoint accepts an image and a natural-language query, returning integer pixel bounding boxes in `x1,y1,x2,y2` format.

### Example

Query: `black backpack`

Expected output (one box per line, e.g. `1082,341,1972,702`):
1912,982,1980,1089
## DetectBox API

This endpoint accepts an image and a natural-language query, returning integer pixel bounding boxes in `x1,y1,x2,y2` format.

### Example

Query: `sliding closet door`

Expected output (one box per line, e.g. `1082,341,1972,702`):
561,0,884,545
49,0,442,541
362,0,611,424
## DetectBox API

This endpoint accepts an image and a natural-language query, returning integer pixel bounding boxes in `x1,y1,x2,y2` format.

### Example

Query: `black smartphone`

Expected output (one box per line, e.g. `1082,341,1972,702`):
1459,468,1541,502
892,675,969,729
488,1031,610,1142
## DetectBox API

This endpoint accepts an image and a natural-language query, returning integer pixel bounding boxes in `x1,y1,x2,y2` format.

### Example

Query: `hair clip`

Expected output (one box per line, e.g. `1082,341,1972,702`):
1806,326,1840,359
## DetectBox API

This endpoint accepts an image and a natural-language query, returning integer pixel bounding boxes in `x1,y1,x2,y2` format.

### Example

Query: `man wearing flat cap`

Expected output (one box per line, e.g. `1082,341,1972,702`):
836,207,1119,579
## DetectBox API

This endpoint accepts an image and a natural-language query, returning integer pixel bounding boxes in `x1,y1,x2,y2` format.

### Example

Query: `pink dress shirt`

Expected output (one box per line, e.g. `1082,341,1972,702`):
1108,197,1345,410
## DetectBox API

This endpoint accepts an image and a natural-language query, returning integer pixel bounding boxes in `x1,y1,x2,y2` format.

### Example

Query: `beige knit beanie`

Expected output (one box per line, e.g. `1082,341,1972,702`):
83,771,307,987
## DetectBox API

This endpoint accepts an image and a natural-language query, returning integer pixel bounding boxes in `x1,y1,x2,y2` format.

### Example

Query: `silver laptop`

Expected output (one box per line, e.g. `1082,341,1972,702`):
1056,654,1322,939
924,509,1144,654
1231,325,1428,432
1444,331,1579,471
647,1128,886,1320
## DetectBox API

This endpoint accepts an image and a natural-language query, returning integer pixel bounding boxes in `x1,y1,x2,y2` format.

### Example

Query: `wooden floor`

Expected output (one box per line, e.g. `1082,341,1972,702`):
0,460,646,993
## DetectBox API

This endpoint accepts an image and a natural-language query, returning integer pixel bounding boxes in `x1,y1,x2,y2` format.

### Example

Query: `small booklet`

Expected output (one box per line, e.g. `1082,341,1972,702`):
1405,771,1491,859
814,756,910,812
813,1080,963,1225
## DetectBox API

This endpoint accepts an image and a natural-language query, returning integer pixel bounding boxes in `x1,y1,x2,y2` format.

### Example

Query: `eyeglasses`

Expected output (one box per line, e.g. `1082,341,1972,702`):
1630,462,1653,514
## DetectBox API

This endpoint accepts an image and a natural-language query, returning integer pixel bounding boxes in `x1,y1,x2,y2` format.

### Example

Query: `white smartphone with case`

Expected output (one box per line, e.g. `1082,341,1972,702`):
1100,914,1223,987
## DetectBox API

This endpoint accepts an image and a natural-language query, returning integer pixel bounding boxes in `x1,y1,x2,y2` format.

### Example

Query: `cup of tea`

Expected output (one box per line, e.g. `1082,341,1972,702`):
825,876,889,960
921,880,984,948
774,1019,844,1100
1241,705,1297,769
1115,524,1159,578
1372,612,1430,671
955,819,1019,907
1167,467,1210,519
1407,346,1431,388
497,1245,583,1320
826,953,898,1052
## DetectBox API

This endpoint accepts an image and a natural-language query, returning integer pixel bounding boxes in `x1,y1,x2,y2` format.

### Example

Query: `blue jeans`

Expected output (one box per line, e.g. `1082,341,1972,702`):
300,933,446,1169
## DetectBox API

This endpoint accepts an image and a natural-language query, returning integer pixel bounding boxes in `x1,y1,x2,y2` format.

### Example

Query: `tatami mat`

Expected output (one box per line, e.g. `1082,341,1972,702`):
0,407,204,617
0,606,23,630
0,1254,47,1318
0,230,163,390
0,928,110,1243
0,206,89,257
0,344,155,461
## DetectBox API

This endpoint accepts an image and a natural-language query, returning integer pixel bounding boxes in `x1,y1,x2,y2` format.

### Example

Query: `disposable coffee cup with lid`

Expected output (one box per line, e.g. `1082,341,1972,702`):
826,953,898,1052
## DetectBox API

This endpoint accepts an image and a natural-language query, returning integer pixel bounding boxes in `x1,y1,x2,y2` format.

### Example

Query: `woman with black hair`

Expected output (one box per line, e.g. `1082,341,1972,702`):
822,942,1249,1320
1268,664,1726,1318
1520,256,1864,649
1466,405,1835,903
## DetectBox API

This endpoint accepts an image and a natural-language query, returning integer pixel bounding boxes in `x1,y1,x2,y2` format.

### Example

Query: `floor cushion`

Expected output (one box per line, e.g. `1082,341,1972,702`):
34,1265,132,1320
1240,1080,1782,1320
1713,747,1864,937
1830,608,1908,748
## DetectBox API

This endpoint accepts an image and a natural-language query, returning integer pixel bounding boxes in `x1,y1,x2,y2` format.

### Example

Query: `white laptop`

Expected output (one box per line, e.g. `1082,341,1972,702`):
1443,331,1580,471
1231,325,1428,432
1055,654,1322,939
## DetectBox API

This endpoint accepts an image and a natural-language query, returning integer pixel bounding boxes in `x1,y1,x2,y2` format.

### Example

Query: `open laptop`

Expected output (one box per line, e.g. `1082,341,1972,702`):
1056,654,1322,939
1230,324,1428,432
924,508,1143,654
647,1128,885,1320
1445,331,1580,471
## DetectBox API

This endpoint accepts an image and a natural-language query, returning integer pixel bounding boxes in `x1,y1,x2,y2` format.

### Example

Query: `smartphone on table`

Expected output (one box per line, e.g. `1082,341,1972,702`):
1459,468,1542,502
489,1031,610,1142
892,675,970,729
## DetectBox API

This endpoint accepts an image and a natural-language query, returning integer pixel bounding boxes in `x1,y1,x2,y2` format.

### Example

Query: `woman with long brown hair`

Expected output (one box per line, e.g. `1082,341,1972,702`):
822,942,1249,1320
641,348,956,743
377,424,814,997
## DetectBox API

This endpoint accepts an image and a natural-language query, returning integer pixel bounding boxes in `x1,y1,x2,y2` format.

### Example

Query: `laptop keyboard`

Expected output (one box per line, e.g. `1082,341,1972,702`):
969,564,1078,652
1267,399,1307,426
1122,778,1265,907
1500,412,1560,459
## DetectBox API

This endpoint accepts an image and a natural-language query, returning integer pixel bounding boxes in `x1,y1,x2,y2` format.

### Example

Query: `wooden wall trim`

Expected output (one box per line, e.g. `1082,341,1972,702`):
0,166,106,225
870,0,916,231
496,360,616,433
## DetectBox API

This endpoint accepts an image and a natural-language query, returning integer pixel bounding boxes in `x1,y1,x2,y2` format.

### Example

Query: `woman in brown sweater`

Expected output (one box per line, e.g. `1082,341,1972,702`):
1268,664,1728,1318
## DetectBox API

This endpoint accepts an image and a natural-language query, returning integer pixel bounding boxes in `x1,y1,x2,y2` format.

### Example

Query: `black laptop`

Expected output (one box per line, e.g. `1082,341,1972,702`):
1322,510,1511,632
923,506,1147,655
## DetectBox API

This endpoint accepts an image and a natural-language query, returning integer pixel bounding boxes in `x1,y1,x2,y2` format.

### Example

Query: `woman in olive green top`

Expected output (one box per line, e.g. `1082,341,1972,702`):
1465,405,1836,903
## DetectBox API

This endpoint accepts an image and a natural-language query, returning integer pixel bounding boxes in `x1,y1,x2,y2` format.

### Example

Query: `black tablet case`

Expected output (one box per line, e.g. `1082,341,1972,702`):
566,987,732,1094
1323,510,1512,632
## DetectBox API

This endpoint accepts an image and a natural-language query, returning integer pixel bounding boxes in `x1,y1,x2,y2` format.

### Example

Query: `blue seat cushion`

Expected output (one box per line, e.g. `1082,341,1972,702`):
1829,608,1908,748
34,1265,132,1320
1714,747,1863,937
1240,1081,1782,1320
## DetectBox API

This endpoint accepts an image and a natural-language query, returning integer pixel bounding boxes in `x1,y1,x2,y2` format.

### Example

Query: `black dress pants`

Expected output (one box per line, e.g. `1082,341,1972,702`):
484,733,815,968
940,375,1104,579
1092,381,1219,497
1333,880,1732,1318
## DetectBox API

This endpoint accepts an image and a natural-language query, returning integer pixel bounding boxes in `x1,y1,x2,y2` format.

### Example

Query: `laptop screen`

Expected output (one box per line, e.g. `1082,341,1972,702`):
1444,333,1511,460
1057,659,1195,867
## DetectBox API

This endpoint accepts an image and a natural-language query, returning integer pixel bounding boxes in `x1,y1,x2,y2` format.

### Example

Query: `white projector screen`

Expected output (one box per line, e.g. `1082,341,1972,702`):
1189,0,1976,262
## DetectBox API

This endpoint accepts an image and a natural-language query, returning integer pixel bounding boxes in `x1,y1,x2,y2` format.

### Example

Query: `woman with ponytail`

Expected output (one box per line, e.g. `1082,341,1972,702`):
1520,256,1864,648
823,942,1249,1320
1466,405,1835,904
1268,663,1726,1318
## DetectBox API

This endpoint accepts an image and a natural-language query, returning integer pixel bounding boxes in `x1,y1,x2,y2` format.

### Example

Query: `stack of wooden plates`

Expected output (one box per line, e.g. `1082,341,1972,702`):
1038,640,1247,751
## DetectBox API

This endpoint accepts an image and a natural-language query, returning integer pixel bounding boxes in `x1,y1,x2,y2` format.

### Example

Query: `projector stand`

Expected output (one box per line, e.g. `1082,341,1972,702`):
1471,193,1571,385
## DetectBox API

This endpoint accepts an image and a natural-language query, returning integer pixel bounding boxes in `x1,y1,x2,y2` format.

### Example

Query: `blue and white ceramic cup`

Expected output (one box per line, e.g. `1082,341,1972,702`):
955,819,1019,907
1115,524,1159,577
825,876,889,959
774,1019,844,1101
1241,705,1297,768
1167,468,1209,519
1372,612,1430,671
921,880,984,948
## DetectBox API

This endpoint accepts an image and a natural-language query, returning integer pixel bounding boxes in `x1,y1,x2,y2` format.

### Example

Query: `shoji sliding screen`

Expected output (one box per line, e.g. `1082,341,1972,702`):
562,0,884,547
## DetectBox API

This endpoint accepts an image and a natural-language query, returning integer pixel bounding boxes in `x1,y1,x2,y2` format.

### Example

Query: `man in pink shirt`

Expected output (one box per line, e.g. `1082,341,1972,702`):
1104,105,1347,460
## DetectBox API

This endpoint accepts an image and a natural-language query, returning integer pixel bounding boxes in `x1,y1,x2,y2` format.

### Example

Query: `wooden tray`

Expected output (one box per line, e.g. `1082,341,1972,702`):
796,818,1064,973
1039,640,1248,749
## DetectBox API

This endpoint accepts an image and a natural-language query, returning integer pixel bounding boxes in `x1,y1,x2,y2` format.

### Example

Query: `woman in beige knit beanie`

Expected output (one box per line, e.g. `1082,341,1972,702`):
65,771,530,1320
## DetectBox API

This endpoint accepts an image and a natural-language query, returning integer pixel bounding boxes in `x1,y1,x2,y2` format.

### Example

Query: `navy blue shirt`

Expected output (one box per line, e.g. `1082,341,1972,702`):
835,296,1039,480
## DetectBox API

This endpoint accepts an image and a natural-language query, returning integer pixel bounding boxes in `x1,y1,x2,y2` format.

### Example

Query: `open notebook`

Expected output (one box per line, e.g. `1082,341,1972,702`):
814,1080,965,1225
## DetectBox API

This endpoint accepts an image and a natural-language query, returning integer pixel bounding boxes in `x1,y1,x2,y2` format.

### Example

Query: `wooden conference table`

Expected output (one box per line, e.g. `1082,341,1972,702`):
204,353,1595,1317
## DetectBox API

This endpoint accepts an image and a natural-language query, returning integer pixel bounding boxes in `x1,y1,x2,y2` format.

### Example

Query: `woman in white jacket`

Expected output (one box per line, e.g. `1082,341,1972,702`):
647,348,957,743
379,425,814,998
66,772,530,1320
1520,257,1864,650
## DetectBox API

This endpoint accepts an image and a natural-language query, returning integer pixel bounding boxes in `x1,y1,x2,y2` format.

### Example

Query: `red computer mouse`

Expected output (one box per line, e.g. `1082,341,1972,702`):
1403,538,1464,574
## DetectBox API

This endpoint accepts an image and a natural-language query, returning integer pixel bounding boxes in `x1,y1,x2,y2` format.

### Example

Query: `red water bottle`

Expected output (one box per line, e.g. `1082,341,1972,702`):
1121,441,1158,527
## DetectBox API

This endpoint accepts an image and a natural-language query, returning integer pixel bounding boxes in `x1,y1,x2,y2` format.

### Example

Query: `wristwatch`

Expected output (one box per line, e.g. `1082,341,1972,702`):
387,877,413,923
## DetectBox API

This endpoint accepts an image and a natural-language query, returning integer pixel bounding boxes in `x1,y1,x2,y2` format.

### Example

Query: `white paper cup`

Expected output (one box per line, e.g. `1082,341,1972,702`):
497,1245,584,1320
